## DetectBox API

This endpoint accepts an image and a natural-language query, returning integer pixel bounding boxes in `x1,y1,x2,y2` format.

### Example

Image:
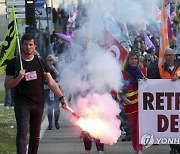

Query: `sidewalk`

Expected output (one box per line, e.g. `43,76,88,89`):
38,109,170,154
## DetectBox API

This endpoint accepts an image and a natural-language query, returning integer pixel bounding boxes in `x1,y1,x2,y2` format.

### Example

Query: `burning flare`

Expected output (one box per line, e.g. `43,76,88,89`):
69,93,121,145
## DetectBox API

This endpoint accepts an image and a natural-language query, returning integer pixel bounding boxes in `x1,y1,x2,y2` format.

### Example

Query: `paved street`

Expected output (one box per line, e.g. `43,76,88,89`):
0,72,171,154
38,110,170,154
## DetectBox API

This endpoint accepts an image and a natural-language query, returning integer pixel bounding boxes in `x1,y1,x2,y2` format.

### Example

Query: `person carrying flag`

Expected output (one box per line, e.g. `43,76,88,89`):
4,33,67,154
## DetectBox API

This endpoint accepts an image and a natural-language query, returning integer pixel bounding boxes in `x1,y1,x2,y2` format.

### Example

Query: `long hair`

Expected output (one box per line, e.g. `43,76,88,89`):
123,51,140,70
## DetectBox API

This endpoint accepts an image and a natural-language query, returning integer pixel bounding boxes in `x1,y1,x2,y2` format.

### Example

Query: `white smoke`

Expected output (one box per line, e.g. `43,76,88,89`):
60,42,122,96
55,0,161,145
56,0,163,145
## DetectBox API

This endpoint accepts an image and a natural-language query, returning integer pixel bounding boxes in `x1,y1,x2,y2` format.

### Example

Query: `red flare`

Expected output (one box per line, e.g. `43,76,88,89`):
65,106,80,119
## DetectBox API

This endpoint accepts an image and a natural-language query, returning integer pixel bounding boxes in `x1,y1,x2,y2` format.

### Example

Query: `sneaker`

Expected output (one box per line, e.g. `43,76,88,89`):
98,151,104,154
48,125,52,130
55,123,60,129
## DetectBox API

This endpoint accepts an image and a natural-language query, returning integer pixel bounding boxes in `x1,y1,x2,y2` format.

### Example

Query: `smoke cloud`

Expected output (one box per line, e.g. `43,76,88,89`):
56,0,161,145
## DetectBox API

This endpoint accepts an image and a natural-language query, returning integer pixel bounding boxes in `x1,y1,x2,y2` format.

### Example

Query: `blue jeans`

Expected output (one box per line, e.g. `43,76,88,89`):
4,88,13,107
14,102,44,154
47,96,60,125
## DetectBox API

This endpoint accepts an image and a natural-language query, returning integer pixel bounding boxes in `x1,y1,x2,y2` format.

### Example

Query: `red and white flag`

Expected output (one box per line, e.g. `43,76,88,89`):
104,30,128,63
104,30,128,99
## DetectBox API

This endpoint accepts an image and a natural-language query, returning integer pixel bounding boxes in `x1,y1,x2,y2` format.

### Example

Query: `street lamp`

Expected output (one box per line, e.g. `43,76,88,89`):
46,0,53,33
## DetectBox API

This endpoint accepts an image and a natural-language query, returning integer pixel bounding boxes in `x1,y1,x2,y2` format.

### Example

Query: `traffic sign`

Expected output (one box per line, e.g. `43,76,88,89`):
35,0,45,8
6,13,25,19
6,7,25,13
6,1,25,6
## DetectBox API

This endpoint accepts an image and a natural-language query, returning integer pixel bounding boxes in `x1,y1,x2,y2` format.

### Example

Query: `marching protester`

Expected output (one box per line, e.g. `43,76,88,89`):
1,0,180,153
142,54,152,69
53,33,72,56
147,47,180,154
45,54,61,130
120,51,147,154
3,86,14,108
4,33,67,154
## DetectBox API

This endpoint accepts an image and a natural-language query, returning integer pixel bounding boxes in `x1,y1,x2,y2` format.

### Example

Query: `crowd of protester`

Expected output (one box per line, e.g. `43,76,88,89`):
47,1,180,154
3,0,180,154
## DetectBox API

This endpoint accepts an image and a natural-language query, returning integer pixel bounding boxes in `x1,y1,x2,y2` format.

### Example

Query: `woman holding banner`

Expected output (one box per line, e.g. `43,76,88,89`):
120,51,146,154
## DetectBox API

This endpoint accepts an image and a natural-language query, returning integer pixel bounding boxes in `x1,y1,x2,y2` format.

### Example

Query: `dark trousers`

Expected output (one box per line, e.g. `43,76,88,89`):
83,137,104,151
14,103,44,154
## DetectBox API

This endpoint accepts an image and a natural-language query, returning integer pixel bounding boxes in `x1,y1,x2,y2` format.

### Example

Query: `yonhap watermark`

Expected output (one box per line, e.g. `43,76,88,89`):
156,138,180,144
140,133,154,149
141,133,180,147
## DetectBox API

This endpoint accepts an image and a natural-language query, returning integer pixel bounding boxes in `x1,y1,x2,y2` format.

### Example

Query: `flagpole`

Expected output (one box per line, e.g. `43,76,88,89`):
16,35,23,70
13,6,23,70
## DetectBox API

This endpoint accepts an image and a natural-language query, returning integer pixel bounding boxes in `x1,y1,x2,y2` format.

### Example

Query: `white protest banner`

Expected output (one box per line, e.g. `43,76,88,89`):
138,79,180,145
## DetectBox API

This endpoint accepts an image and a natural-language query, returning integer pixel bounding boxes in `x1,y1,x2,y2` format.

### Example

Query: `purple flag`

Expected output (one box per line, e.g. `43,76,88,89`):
143,31,155,50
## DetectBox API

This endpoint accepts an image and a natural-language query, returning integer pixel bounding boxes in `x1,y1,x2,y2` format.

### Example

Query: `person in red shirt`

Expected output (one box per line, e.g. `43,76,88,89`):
120,51,146,154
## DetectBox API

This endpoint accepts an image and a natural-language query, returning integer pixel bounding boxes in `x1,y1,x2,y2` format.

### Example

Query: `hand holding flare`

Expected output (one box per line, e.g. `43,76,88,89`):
65,105,80,119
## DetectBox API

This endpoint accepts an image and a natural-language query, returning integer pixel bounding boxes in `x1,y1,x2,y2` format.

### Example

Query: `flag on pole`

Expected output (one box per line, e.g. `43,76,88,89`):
104,30,128,63
104,30,128,99
143,31,155,50
158,0,169,66
0,6,18,75
167,16,173,41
